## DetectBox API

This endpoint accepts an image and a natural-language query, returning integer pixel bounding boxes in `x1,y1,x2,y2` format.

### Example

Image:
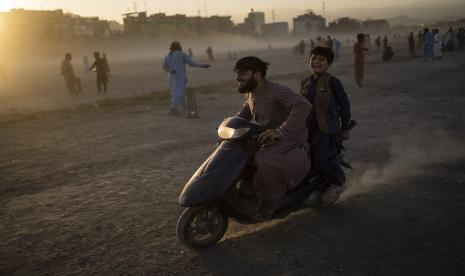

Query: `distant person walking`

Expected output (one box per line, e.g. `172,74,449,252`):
310,38,316,51
164,41,210,114
382,35,388,52
89,52,109,93
187,48,193,58
444,27,456,51
374,36,381,52
327,36,333,51
205,46,215,62
333,38,341,59
416,30,424,56
423,28,434,62
365,34,371,50
293,40,306,58
297,40,306,55
82,55,89,73
433,29,443,60
458,28,465,50
353,33,367,87
61,53,78,95
315,36,326,47
102,54,111,75
408,32,416,57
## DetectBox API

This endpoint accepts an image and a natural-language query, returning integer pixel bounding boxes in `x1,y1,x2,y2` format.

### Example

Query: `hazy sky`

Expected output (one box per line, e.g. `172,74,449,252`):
1,0,464,23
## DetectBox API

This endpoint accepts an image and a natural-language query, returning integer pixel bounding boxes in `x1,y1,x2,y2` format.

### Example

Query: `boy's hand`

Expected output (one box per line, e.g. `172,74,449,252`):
341,130,350,140
258,129,282,144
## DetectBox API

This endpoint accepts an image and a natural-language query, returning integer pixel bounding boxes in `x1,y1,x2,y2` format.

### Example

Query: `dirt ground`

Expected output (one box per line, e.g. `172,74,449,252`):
1,44,465,275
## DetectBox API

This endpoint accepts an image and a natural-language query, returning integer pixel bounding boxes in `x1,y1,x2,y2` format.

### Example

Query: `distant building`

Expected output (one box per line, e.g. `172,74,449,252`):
329,17,361,33
245,9,265,35
72,16,111,38
262,22,289,37
434,18,465,30
236,9,265,36
122,12,147,35
108,20,124,34
362,19,389,32
0,9,111,40
293,11,326,35
123,12,234,36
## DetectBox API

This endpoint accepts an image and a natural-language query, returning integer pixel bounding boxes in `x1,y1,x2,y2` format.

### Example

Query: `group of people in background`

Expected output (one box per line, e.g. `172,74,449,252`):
186,46,216,63
355,26,465,86
408,27,465,61
297,26,464,88
60,52,110,95
59,25,464,101
295,36,342,59
293,33,391,87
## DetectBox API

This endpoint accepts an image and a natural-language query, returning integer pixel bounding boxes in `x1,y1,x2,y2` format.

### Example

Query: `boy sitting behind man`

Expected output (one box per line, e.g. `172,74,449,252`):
300,46,352,204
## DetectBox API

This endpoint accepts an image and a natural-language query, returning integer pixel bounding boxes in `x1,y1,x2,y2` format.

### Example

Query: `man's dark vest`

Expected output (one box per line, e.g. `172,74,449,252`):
300,73,335,134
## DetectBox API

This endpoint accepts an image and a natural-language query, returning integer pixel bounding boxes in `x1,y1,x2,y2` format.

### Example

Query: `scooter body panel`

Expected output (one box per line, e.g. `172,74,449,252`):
220,174,325,223
179,141,248,207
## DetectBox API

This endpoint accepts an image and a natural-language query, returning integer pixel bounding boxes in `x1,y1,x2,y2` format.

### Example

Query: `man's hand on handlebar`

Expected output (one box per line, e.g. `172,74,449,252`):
341,130,350,140
258,129,282,144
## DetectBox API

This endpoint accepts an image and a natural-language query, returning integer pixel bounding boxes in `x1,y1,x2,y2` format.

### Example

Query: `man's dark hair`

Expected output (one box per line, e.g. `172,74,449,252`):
170,41,182,51
310,46,334,64
234,56,269,77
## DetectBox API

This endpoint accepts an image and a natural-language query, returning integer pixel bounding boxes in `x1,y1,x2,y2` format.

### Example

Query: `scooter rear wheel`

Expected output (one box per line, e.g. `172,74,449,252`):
177,205,228,249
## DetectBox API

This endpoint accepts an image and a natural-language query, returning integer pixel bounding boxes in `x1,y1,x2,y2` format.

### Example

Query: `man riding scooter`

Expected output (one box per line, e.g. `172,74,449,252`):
234,56,311,220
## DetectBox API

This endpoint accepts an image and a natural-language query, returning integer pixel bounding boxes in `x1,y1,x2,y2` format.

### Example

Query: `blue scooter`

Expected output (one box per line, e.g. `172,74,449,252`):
176,117,338,249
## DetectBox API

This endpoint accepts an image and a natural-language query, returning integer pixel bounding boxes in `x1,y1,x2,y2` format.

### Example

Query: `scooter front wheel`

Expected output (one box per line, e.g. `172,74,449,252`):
176,205,228,249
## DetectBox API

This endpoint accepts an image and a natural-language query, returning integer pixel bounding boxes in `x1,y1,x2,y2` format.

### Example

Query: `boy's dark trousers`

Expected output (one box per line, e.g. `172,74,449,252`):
310,130,345,186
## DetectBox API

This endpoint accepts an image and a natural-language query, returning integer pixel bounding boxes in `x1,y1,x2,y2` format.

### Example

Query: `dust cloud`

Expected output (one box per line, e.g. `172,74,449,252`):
343,128,465,198
0,34,298,68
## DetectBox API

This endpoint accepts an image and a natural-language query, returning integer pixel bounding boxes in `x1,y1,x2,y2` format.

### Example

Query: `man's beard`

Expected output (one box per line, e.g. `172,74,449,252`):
238,76,258,94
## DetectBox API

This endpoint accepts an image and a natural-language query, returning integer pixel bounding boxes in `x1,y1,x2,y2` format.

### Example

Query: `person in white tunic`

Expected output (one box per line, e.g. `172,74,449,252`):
433,29,443,60
163,41,210,114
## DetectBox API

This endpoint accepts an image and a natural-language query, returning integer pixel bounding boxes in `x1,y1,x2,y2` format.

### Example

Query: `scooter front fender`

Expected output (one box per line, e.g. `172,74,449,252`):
179,141,248,207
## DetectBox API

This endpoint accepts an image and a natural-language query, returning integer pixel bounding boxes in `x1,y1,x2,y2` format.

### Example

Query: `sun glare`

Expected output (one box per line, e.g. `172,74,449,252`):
0,0,14,12
0,2,13,12
0,1,39,12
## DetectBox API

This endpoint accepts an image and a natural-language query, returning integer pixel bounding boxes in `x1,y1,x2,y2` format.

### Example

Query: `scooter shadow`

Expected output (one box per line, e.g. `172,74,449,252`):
190,165,465,275
193,205,343,275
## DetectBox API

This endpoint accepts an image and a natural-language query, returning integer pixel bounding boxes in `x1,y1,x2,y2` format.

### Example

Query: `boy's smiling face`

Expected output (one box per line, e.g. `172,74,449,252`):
310,54,331,75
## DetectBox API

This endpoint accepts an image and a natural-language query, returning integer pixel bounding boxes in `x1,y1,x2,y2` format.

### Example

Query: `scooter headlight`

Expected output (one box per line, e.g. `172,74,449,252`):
218,125,249,139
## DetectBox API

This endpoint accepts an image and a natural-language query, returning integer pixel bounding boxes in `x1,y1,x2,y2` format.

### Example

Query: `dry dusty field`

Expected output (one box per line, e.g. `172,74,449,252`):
1,43,465,275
